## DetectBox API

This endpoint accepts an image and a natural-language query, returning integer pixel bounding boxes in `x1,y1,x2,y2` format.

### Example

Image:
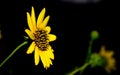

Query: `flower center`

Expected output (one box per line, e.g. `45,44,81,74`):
34,30,49,51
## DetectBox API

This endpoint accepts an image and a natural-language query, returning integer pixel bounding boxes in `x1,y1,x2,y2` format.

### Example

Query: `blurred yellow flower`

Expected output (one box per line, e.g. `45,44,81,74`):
25,6,56,69
99,46,116,73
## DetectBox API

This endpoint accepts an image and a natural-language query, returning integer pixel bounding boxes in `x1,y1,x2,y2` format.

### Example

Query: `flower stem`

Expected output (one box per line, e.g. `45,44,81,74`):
85,40,93,63
85,30,99,63
0,41,28,67
66,63,90,75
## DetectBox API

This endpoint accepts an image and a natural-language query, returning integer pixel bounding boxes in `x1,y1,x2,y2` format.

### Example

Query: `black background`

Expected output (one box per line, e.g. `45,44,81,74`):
0,0,119,75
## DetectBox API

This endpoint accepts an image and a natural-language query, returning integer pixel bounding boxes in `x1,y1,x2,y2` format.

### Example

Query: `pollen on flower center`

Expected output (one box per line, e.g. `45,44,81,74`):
34,30,49,51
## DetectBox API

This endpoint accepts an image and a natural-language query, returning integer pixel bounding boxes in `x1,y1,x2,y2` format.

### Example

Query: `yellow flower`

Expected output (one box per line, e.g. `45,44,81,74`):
25,6,56,69
99,46,116,73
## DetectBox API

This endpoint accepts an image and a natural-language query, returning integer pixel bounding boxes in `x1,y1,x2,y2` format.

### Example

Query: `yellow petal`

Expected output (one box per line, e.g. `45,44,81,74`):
45,58,51,69
49,59,53,65
99,46,106,55
39,49,53,69
44,47,54,69
44,54,52,69
45,26,51,33
37,8,45,29
34,47,40,65
46,46,54,59
31,6,37,32
48,34,57,42
26,42,35,54
25,29,35,40
108,58,116,68
40,16,50,29
44,55,50,69
39,51,47,68
26,12,34,32
40,51,51,69
107,51,114,57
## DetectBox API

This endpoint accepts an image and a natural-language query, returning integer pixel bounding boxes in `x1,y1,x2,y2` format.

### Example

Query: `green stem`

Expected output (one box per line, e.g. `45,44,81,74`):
85,40,93,63
66,63,90,75
0,41,28,67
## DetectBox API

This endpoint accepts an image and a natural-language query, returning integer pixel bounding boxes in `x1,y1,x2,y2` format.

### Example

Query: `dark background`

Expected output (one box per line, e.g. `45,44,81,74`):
0,0,119,75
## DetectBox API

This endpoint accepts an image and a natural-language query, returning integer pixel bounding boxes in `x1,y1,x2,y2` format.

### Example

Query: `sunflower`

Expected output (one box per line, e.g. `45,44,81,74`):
99,46,116,73
25,6,56,69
